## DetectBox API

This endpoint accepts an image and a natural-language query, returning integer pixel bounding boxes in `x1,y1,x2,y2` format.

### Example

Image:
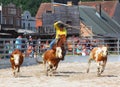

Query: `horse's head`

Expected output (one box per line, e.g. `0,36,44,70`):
101,46,108,57
55,47,62,58
12,54,20,65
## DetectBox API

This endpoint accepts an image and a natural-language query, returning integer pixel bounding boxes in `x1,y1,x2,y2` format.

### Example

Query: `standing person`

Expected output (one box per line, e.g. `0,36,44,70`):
26,36,34,58
49,21,67,49
15,35,22,51
44,40,49,51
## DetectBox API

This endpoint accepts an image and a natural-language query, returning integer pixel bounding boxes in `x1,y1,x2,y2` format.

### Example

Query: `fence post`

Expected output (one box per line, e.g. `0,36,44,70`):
72,40,75,55
117,38,119,55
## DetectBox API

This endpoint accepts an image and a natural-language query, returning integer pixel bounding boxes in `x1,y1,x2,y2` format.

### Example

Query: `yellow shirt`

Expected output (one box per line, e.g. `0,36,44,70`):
54,21,67,39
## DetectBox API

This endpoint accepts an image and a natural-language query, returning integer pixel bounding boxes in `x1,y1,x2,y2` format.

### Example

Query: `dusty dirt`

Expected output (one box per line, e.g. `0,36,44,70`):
0,62,120,87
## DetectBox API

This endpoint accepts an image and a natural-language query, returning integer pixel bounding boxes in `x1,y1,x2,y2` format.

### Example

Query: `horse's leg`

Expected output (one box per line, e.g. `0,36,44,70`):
46,63,50,76
87,58,92,73
100,60,107,74
43,60,48,75
97,61,101,76
12,66,16,77
61,47,66,60
49,64,54,76
53,62,59,74
17,66,20,77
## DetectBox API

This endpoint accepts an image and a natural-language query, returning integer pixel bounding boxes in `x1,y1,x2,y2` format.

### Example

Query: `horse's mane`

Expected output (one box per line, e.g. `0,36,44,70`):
53,35,66,47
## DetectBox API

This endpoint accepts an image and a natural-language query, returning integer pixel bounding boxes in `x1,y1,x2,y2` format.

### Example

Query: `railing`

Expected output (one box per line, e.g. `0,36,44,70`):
0,37,120,59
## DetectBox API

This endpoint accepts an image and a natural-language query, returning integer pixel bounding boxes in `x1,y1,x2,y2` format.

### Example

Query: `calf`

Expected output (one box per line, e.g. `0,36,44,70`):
10,49,24,77
42,46,62,76
87,45,108,76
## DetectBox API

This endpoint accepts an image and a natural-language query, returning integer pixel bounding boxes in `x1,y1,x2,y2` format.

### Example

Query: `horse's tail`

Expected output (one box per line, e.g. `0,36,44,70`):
42,53,44,58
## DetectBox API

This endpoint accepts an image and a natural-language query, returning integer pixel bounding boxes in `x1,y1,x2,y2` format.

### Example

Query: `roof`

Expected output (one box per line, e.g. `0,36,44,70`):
35,3,52,19
0,33,12,36
17,29,35,34
80,1,117,17
35,3,52,28
79,6,120,37
113,2,120,25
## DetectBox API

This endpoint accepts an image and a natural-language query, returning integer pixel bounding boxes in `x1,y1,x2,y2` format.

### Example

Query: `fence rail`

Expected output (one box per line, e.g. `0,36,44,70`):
0,37,120,59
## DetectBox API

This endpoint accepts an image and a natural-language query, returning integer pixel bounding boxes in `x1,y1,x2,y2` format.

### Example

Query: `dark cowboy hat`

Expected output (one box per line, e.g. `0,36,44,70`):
58,23,65,28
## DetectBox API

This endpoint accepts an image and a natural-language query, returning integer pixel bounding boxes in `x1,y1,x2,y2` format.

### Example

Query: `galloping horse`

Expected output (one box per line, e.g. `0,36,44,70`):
10,49,24,77
87,45,108,76
42,34,67,76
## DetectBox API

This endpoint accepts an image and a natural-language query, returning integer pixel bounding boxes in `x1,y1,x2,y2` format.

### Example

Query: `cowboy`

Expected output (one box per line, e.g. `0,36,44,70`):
49,21,67,49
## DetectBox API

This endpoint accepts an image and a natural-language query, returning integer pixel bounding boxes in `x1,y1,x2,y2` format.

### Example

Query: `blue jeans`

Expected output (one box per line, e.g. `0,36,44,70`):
49,39,56,49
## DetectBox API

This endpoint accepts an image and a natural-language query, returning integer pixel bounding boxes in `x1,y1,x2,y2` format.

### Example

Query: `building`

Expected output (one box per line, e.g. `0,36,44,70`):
0,3,22,38
79,1,120,25
36,2,80,39
112,1,120,25
2,3,22,29
21,11,36,32
79,6,120,38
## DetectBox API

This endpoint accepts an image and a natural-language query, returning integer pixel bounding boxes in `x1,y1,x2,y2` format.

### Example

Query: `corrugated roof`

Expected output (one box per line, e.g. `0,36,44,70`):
80,1,117,17
79,6,120,37
113,2,120,25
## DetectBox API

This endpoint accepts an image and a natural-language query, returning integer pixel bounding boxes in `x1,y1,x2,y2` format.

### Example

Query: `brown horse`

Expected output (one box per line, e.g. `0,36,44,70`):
87,45,108,76
42,34,67,76
10,49,24,77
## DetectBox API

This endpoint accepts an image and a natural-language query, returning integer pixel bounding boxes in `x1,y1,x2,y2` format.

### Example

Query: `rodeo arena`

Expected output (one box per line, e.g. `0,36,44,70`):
1,1,120,87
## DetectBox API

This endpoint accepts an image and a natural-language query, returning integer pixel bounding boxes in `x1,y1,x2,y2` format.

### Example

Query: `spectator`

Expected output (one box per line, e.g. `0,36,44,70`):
15,35,22,50
26,36,34,58
75,40,82,55
81,45,90,56
44,40,49,51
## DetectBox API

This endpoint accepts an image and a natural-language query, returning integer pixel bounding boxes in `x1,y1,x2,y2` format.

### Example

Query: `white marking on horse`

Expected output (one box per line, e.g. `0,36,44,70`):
56,47,62,58
101,47,108,57
95,48,101,61
13,54,20,65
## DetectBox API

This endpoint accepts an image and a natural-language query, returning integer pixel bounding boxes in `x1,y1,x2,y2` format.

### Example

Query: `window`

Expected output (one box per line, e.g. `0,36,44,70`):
9,17,13,24
8,8,16,15
27,15,29,19
66,21,72,25
2,17,6,24
23,23,25,29
16,19,20,26
46,10,52,13
28,23,30,29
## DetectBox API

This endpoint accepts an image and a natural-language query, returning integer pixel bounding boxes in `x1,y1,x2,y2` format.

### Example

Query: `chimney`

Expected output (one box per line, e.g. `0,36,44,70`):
99,3,101,16
67,1,72,6
96,3,102,16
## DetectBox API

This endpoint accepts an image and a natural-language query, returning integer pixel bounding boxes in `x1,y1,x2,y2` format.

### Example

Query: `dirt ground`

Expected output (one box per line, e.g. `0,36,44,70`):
0,62,120,87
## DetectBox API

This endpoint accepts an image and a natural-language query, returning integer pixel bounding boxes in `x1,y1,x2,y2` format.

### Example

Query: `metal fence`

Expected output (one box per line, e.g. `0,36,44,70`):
0,37,120,59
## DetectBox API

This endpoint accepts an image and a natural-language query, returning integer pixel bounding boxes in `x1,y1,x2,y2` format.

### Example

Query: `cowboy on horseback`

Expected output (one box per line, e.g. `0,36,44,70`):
49,21,67,49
